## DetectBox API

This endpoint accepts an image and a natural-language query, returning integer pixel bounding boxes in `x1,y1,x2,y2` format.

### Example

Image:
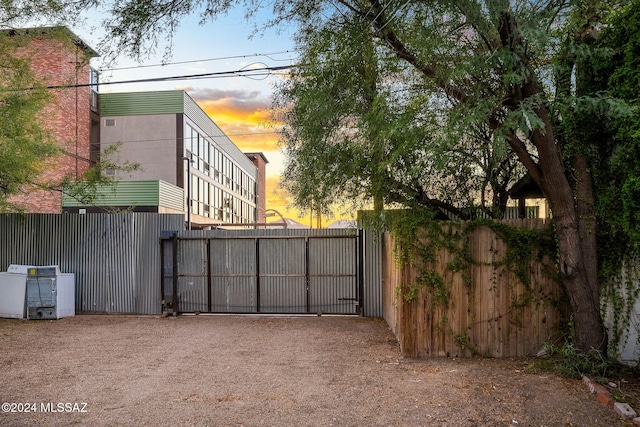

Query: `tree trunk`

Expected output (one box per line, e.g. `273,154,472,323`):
519,82,607,352
571,154,600,309
553,213,607,351
570,154,606,351
495,9,607,352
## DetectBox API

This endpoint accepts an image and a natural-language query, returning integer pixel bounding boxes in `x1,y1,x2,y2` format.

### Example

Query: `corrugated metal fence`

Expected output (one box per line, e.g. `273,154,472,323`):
0,215,383,317
0,213,184,314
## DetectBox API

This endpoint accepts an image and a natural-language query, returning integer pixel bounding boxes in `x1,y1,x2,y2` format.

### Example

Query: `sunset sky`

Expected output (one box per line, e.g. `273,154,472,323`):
74,6,344,226
185,85,293,221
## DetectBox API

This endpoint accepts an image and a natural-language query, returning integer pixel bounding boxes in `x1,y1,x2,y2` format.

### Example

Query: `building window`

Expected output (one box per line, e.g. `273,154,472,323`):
184,121,258,223
90,68,99,110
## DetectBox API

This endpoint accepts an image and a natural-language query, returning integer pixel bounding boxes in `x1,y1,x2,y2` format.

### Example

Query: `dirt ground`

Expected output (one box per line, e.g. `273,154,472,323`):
0,315,633,426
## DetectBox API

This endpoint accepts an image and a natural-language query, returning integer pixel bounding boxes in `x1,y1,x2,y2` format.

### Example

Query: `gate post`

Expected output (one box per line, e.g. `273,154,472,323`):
255,237,261,313
206,238,212,313
172,232,179,315
160,230,179,316
358,229,364,316
305,237,310,313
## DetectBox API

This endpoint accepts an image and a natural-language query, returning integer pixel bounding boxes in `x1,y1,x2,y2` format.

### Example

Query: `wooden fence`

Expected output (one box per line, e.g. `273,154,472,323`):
383,219,566,358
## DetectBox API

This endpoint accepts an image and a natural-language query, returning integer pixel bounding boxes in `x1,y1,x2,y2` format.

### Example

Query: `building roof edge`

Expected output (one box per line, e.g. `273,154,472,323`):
3,25,99,57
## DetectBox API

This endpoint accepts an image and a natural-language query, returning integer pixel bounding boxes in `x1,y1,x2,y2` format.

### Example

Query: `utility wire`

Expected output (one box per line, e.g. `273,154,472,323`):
41,64,293,90
99,50,297,72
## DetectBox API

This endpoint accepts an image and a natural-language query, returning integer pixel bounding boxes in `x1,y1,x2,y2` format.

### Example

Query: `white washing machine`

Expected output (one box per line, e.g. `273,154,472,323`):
25,266,75,319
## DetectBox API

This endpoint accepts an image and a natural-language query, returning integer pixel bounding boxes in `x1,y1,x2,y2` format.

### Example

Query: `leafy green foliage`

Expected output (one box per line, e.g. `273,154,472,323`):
534,322,639,386
419,270,449,306
537,341,614,382
0,33,59,212
94,0,253,63
0,3,112,212
390,211,561,321
0,26,140,212
272,1,526,220
0,0,89,27
61,143,140,206
466,218,558,290
572,0,640,357
593,1,640,261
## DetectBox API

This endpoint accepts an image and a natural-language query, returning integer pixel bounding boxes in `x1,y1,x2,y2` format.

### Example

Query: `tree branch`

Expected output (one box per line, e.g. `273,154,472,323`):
366,0,469,103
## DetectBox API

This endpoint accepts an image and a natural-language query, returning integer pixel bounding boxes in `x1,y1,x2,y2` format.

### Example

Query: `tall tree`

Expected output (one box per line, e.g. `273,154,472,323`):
267,0,614,351
93,0,639,353
272,4,523,220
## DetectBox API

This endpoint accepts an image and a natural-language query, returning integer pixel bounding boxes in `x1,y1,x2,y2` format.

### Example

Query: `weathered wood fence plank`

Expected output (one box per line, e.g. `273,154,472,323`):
383,219,565,358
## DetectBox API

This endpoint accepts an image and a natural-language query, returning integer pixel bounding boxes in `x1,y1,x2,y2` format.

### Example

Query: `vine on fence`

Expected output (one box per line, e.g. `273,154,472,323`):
602,259,640,360
387,210,563,352
372,206,639,361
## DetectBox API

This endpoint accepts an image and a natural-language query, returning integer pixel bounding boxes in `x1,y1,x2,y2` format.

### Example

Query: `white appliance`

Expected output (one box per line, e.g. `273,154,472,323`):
0,267,29,319
25,266,75,319
0,265,75,319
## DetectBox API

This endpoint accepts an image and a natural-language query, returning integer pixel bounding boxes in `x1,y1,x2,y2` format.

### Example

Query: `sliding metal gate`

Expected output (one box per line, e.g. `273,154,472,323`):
161,229,363,315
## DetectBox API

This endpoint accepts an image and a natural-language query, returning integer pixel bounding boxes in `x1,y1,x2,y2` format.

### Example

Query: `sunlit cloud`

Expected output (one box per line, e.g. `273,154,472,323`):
187,86,282,152
264,174,311,223
186,87,264,108
265,175,288,209
265,170,356,225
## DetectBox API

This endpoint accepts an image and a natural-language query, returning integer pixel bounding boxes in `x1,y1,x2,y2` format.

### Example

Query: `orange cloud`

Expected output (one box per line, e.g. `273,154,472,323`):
186,85,284,150
263,173,313,224
199,102,281,152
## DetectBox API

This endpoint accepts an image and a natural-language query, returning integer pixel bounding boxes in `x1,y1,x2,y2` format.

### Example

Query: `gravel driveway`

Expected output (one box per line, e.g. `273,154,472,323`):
0,315,626,426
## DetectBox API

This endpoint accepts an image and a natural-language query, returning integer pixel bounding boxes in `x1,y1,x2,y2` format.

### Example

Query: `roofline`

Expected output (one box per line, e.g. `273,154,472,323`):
3,26,99,58
508,173,544,199
245,152,270,164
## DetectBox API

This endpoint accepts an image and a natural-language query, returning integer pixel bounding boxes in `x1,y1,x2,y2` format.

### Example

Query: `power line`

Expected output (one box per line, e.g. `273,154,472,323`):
99,50,297,72
42,64,293,90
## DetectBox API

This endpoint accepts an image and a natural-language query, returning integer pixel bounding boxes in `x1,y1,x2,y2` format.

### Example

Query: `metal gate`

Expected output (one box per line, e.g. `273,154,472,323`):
160,229,363,315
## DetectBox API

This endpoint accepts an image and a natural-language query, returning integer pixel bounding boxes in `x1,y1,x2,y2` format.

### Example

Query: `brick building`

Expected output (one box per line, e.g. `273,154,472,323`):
6,27,98,213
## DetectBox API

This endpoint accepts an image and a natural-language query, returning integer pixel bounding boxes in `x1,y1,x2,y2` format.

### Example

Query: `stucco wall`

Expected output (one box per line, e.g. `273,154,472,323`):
101,114,178,185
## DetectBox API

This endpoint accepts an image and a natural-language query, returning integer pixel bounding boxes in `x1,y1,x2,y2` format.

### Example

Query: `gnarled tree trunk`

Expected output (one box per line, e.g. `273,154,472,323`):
519,81,607,352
